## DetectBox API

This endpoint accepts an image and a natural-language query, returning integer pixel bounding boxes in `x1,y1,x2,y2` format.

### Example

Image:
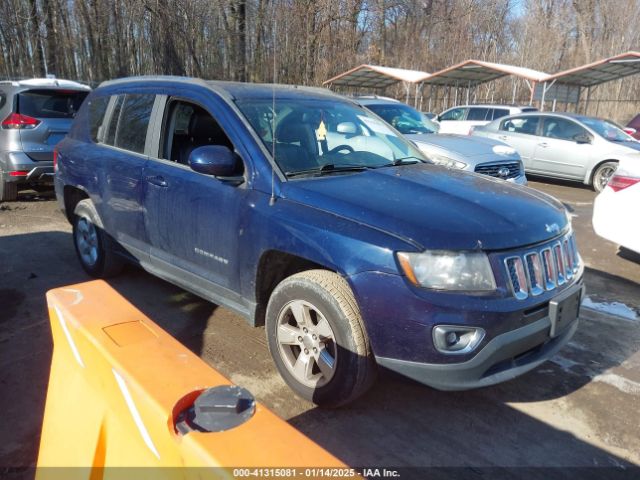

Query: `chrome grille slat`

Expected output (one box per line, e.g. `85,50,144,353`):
504,233,580,300
474,161,521,179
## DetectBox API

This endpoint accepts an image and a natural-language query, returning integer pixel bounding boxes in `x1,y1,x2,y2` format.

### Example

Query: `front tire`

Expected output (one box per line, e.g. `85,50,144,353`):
72,199,123,277
592,161,617,192
266,270,376,408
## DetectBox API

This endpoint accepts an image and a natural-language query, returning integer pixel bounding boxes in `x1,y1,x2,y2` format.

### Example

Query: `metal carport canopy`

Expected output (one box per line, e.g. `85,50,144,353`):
544,51,640,87
323,64,430,89
423,59,549,87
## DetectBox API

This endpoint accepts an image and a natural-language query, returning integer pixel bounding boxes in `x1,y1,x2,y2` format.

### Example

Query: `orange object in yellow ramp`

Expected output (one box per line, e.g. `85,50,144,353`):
37,280,355,479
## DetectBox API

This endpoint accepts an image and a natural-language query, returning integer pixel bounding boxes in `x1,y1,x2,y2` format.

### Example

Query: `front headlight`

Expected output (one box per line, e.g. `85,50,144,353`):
397,251,496,291
417,148,467,169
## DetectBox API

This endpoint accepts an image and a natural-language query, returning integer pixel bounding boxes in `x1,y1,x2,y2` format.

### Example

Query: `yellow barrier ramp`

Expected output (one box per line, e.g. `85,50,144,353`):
37,280,353,480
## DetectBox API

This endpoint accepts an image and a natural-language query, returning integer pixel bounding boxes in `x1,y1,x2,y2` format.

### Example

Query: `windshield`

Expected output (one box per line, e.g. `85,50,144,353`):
365,103,439,134
579,117,633,142
235,98,425,176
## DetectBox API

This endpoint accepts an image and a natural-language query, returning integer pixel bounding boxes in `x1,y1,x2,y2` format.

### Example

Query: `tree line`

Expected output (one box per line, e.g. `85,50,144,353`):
1,0,639,120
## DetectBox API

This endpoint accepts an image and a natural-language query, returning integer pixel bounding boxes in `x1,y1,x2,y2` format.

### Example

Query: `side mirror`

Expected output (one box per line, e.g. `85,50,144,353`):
189,145,240,177
336,122,357,135
574,133,592,144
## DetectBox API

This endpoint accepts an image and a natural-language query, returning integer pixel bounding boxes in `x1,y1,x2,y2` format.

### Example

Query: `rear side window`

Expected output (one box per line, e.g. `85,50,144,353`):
501,116,540,135
17,89,88,118
105,94,155,154
440,107,466,121
88,96,110,142
492,108,509,119
467,107,490,121
0,93,6,110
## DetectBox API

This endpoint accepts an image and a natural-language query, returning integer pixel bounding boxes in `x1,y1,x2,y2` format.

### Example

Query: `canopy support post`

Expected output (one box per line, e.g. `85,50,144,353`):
528,81,536,105
585,86,592,115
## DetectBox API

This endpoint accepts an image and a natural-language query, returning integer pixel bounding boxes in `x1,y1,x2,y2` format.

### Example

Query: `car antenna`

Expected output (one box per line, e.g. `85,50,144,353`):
269,12,278,207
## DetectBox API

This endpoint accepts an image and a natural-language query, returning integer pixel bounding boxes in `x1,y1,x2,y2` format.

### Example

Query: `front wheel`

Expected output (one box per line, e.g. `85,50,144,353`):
266,270,376,408
592,161,617,192
72,199,123,277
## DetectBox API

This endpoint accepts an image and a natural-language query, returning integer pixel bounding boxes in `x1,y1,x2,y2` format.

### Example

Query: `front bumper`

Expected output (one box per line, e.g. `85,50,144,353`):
377,307,578,390
348,264,583,390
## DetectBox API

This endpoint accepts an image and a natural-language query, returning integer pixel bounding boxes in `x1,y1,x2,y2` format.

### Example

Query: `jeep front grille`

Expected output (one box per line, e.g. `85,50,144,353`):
505,233,580,300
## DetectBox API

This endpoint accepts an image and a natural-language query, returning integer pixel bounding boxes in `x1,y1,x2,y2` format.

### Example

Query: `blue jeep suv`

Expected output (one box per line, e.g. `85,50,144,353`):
55,76,584,407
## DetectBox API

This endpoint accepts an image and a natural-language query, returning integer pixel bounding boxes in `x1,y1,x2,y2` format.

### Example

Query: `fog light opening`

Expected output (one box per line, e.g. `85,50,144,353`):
433,325,485,355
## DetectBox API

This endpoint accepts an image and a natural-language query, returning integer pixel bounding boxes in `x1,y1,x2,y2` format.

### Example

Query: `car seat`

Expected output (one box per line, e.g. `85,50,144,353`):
178,112,234,165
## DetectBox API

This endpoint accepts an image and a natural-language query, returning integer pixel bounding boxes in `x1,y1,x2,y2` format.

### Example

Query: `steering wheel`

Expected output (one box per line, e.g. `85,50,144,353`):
327,145,354,155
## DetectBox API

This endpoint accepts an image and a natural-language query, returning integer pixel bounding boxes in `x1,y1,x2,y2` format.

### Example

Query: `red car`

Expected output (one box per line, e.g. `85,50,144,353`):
625,114,640,140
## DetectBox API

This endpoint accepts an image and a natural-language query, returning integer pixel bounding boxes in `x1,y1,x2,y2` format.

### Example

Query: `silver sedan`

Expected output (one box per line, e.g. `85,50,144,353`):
472,112,640,191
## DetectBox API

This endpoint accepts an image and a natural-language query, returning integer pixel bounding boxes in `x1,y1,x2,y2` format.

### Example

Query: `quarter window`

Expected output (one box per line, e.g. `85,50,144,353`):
105,95,124,146
88,95,110,143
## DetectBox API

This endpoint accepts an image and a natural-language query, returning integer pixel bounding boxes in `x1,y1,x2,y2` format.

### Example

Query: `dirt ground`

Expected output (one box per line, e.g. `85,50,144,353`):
0,179,639,477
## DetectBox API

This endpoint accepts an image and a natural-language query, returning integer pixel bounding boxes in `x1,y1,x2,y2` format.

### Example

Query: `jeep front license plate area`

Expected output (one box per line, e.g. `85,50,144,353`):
549,285,582,337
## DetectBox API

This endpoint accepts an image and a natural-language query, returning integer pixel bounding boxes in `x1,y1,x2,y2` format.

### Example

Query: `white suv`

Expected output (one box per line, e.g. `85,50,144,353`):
436,104,537,135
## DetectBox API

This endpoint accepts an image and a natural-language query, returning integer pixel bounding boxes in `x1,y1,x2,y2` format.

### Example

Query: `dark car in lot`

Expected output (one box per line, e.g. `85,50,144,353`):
0,77,90,201
55,76,584,406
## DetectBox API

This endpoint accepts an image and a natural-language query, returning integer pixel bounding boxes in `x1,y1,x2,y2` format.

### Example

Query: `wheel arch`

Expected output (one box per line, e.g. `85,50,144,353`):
253,250,336,327
63,185,90,223
586,158,619,185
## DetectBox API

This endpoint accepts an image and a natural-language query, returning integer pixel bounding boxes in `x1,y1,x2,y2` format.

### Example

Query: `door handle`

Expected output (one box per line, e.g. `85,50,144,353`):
537,142,548,147
145,175,168,187
498,135,507,140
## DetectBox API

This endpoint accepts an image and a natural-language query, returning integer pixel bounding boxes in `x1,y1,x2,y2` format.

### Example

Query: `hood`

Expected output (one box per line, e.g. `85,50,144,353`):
406,133,517,159
282,164,567,251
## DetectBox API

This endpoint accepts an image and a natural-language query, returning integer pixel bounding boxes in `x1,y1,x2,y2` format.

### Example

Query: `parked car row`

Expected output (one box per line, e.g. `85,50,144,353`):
50,76,585,407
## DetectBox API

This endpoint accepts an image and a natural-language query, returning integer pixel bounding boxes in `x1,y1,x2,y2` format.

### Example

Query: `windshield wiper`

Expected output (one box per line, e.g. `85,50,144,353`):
285,164,371,178
388,156,424,166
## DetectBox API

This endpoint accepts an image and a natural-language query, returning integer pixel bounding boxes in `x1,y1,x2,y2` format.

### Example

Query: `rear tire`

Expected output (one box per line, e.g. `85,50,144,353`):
266,270,376,408
72,199,123,278
592,161,617,192
0,177,18,202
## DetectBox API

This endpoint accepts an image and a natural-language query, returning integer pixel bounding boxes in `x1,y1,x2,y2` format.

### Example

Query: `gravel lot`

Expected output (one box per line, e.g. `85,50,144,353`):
0,179,638,477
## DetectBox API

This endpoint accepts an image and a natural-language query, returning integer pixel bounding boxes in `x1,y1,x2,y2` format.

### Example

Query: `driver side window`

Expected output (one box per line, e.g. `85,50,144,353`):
160,100,240,174
541,117,585,141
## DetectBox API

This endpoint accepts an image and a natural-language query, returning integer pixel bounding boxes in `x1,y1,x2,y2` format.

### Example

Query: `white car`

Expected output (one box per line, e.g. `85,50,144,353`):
592,157,640,253
436,104,537,135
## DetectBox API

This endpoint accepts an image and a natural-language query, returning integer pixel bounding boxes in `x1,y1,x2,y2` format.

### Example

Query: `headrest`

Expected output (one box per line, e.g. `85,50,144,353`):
189,114,219,139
